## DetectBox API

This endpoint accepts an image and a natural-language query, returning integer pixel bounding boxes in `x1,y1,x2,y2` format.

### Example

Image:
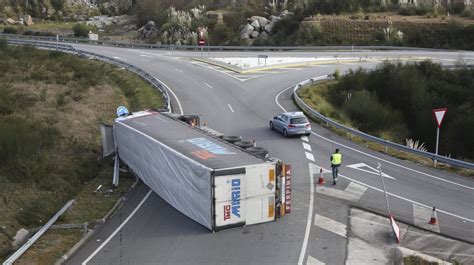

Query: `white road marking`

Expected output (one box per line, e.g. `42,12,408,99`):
151,76,183,115
274,83,473,191
141,59,150,62
413,204,440,233
113,56,127,61
303,142,312,152
314,214,347,238
203,82,213,89
305,152,315,162
316,182,367,203
301,136,309,142
298,163,316,265
346,163,396,180
139,54,153,58
82,189,153,265
175,68,184,73
344,182,368,200
227,104,234,113
306,255,325,265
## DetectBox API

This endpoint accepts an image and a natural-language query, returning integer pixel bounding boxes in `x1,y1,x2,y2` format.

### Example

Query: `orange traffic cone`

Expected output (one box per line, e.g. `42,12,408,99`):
318,168,325,185
429,206,438,225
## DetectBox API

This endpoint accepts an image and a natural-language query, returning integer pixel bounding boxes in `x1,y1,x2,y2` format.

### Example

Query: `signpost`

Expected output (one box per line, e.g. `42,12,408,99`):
198,39,206,58
257,55,268,67
378,163,400,242
432,108,447,167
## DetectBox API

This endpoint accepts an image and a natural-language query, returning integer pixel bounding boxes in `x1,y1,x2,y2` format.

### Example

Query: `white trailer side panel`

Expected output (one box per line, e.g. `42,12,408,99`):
246,195,275,225
214,174,246,227
115,123,213,229
245,163,276,197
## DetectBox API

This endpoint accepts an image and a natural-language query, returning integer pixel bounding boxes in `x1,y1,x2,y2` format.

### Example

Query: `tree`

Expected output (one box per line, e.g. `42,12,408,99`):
51,0,64,11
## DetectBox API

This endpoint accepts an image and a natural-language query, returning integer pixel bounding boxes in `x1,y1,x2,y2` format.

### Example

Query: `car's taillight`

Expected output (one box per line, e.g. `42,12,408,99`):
288,124,296,128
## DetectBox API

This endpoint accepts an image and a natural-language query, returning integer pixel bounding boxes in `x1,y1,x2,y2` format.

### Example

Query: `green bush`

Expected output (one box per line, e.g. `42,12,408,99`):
72,23,90,37
3,26,19,34
328,61,474,159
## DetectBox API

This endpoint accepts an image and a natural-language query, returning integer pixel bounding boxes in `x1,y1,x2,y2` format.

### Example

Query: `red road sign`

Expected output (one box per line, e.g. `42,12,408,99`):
389,214,401,243
198,39,206,46
432,108,447,128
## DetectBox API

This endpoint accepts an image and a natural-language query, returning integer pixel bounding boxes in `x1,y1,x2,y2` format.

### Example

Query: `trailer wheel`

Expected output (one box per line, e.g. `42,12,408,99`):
222,135,242,143
234,141,254,149
270,121,274,130
246,147,268,158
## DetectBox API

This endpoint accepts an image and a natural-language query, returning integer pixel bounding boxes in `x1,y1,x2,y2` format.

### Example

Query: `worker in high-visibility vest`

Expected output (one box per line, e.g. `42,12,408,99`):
330,149,342,185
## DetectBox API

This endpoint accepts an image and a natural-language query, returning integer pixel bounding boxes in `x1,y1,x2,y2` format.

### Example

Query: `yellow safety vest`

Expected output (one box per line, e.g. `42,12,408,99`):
331,153,342,165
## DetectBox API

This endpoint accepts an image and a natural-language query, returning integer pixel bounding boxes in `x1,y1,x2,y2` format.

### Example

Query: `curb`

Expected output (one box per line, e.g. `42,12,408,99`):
392,246,452,265
54,178,140,264
54,229,94,265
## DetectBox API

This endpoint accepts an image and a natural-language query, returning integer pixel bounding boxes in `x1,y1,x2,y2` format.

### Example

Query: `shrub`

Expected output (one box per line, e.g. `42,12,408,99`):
72,23,90,37
3,26,19,34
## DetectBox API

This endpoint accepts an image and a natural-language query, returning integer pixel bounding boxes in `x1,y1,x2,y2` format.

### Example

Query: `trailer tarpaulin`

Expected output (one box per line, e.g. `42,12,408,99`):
115,123,213,229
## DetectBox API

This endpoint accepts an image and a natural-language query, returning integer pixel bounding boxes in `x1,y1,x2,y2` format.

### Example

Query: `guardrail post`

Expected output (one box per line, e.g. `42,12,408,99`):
384,145,388,154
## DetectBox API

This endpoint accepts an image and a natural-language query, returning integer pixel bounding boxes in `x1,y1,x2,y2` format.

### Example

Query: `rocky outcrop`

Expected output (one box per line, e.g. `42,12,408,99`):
138,20,158,39
240,10,293,41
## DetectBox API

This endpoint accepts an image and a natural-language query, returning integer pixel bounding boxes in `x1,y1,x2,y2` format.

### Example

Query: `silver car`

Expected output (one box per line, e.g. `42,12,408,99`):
270,112,311,137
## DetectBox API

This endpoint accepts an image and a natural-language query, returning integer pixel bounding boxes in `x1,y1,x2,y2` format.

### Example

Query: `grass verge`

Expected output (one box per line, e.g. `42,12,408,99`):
0,39,163,263
298,81,473,177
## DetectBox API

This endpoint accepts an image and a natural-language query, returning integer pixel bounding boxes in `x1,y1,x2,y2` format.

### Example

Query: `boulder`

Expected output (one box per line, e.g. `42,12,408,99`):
250,30,259,39
264,23,274,34
5,18,16,25
240,32,250,39
241,24,254,35
258,17,268,27
12,228,29,249
259,31,269,39
23,15,33,26
269,15,281,23
250,19,260,28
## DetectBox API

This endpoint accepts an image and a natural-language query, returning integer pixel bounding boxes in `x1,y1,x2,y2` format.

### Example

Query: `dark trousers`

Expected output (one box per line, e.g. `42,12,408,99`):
331,165,340,181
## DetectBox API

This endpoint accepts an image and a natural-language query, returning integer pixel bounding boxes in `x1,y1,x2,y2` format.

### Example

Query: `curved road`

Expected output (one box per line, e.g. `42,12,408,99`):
64,45,473,265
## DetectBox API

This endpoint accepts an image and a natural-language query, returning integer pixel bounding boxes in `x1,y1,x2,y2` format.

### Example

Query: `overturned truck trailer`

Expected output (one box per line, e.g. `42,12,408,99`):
103,109,286,231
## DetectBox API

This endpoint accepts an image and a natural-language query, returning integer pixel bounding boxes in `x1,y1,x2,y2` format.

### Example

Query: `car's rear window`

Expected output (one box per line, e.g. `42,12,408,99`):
290,117,308,124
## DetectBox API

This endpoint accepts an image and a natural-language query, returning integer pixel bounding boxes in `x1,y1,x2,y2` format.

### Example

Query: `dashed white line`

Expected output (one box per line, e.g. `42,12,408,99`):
275,83,473,190
175,68,184,73
204,82,213,89
227,104,234,113
303,142,312,152
301,136,309,142
314,214,347,238
305,152,315,162
139,54,153,58
82,189,153,265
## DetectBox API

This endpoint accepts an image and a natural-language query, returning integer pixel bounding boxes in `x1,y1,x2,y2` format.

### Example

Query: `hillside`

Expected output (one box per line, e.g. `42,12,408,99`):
0,39,163,260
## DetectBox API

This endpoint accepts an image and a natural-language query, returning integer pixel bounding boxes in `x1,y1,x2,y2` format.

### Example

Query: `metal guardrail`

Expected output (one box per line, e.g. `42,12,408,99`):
293,77,474,170
3,200,75,265
0,33,451,52
5,38,171,111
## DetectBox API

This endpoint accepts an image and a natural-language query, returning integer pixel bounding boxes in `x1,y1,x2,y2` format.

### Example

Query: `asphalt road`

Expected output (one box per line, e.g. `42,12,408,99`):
65,45,474,265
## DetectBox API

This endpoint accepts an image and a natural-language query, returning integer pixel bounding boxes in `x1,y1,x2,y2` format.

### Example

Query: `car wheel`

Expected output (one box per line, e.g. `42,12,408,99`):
283,129,288,137
270,121,274,130
305,133,311,136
